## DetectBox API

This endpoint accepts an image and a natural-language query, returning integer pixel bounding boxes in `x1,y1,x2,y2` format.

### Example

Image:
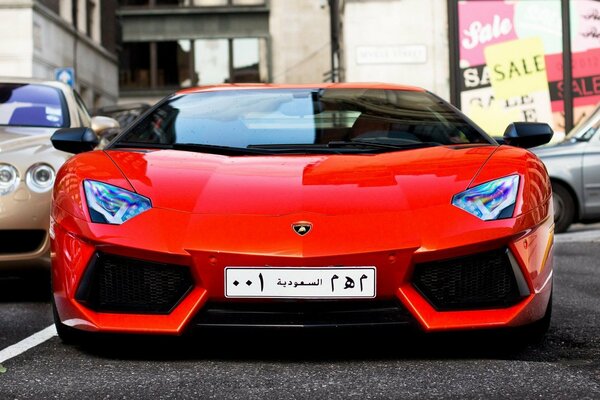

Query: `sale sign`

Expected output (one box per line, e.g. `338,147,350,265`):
457,0,600,137
484,37,548,99
461,87,553,136
458,1,517,67
572,0,600,53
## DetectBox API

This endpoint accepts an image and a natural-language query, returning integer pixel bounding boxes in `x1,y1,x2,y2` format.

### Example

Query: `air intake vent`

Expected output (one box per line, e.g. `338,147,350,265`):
76,253,193,314
412,249,524,310
0,230,45,254
193,300,413,328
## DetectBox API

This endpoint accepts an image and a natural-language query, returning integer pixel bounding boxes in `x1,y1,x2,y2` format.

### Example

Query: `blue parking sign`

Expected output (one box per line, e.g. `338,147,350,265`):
55,67,75,87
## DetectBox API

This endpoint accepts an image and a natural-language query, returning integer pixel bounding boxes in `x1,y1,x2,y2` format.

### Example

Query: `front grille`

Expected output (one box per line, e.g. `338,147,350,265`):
412,249,523,310
192,300,413,328
0,230,46,254
76,253,193,314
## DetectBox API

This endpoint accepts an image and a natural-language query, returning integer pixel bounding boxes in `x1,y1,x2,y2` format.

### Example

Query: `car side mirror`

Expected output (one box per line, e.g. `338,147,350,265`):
503,122,553,149
91,116,120,138
51,127,99,154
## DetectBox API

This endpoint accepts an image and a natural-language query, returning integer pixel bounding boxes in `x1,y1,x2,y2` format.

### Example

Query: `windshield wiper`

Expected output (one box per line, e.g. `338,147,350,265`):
172,143,275,155
114,140,440,155
247,144,343,154
327,140,441,150
112,142,274,155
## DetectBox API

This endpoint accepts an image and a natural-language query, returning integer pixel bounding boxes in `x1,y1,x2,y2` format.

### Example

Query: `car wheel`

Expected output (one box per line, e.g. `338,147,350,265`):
51,296,89,345
552,183,575,233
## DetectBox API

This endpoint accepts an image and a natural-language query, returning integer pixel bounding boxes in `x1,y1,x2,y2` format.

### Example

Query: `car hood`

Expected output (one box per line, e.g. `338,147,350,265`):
531,139,586,158
0,126,57,153
105,146,498,216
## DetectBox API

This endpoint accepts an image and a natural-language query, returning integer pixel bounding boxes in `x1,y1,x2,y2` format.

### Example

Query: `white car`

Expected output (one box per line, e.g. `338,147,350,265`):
0,78,118,268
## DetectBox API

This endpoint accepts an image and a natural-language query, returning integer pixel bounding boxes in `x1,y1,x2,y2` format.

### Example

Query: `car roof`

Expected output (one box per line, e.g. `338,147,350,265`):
0,77,72,92
177,82,426,95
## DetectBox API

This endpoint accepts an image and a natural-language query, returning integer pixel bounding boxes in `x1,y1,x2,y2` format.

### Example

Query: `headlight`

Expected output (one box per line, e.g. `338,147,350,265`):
83,180,152,224
452,175,520,221
0,164,20,196
26,163,56,193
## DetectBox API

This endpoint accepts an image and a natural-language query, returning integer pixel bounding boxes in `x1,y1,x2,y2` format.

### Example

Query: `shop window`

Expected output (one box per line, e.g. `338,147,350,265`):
568,0,600,131
120,42,151,89
231,0,266,5
186,0,228,6
157,41,192,88
232,38,260,83
456,0,564,137
194,39,230,84
119,0,265,7
86,0,96,39
121,37,267,90
453,0,600,138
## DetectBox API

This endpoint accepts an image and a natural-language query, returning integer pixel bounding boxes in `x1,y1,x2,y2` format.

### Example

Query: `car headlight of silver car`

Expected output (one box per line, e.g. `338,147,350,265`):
452,175,520,221
0,163,20,196
83,180,152,224
26,163,56,193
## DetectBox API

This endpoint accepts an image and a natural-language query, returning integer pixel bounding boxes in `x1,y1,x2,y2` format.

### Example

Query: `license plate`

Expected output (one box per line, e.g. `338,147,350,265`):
225,267,376,298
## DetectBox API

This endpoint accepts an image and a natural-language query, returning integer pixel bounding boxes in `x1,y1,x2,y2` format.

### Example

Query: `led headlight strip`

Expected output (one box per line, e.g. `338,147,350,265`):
452,175,520,221
83,180,151,224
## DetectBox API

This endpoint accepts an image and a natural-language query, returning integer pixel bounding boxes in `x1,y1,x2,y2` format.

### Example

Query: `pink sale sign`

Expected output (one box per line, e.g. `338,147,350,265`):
459,1,517,67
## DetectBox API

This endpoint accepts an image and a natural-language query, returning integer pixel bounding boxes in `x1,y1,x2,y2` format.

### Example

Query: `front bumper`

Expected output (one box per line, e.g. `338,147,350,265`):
0,188,51,265
51,203,554,335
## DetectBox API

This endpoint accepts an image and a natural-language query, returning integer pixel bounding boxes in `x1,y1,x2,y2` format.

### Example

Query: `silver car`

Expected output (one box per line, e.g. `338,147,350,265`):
533,105,600,233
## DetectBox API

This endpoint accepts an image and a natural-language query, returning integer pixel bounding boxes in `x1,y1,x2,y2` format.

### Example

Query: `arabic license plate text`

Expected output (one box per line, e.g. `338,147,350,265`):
225,267,376,298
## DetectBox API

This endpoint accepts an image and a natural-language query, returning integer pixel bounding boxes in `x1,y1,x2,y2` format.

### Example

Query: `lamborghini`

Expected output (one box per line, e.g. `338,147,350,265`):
49,83,554,343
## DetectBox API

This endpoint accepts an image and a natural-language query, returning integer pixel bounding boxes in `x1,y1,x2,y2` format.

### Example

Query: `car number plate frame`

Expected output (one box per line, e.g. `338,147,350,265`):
225,267,376,299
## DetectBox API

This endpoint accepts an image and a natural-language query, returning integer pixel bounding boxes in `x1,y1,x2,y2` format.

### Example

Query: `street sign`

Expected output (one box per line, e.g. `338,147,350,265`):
54,67,75,87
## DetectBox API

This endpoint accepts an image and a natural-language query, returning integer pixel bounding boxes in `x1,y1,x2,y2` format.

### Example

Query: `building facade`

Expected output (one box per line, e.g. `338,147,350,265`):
0,0,119,108
343,0,600,139
343,0,450,100
117,0,336,104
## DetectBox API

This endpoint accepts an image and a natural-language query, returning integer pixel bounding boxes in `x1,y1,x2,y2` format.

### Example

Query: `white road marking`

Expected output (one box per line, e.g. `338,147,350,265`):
0,325,57,363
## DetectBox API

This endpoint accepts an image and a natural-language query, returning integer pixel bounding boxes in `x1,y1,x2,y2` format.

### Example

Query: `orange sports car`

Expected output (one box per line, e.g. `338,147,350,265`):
49,83,554,343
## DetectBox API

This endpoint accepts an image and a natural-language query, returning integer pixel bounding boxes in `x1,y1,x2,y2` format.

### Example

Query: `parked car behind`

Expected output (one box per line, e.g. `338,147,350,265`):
93,102,150,130
533,104,600,233
0,78,118,268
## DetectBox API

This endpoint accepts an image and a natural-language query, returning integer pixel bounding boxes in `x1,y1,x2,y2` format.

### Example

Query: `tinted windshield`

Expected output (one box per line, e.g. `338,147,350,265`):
116,88,491,153
0,83,68,128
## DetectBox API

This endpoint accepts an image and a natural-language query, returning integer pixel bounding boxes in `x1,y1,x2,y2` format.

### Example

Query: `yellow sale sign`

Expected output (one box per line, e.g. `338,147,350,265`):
484,37,548,98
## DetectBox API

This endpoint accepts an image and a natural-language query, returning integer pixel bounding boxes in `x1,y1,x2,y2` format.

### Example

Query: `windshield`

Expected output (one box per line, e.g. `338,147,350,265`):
565,105,600,141
115,88,492,153
0,83,68,128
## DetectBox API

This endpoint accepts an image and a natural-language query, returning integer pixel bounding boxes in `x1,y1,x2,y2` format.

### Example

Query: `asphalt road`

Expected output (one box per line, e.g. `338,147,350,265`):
0,227,599,399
